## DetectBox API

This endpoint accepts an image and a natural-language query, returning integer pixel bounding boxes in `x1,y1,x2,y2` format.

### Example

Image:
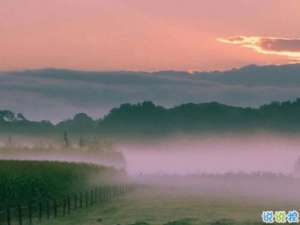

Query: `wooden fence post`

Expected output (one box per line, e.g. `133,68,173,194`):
74,194,77,210
28,203,32,225
85,191,88,208
62,199,66,216
106,186,109,200
99,187,102,201
108,186,111,200
6,207,11,225
102,186,106,201
98,187,102,202
67,196,71,214
46,200,50,220
38,202,42,222
0,185,132,225
17,205,22,225
90,190,93,205
53,200,57,218
79,192,83,208
105,186,108,200
95,188,98,204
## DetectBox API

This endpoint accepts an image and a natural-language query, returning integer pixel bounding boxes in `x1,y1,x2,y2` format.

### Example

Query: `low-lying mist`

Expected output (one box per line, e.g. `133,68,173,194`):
2,133,300,177
2,133,300,203
119,133,300,176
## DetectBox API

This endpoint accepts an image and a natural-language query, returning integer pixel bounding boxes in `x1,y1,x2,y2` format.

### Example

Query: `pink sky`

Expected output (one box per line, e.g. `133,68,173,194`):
1,0,300,71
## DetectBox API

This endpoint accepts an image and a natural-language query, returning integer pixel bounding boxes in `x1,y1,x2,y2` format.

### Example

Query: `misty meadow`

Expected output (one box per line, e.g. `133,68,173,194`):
1,0,300,224
1,97,300,225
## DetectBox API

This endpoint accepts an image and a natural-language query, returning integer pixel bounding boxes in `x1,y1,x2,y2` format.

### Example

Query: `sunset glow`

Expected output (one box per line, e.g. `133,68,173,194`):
218,36,300,62
0,0,300,71
2,2,300,224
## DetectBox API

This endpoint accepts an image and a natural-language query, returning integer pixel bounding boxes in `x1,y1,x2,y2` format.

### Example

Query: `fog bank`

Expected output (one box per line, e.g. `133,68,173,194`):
119,134,300,176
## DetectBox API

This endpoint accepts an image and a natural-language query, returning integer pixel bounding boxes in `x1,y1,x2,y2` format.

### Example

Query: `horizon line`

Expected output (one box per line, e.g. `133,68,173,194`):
1,63,300,75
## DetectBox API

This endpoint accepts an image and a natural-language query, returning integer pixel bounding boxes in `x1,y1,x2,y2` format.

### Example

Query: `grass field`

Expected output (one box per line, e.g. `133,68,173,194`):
37,178,300,225
1,160,299,225
37,186,296,225
0,160,124,208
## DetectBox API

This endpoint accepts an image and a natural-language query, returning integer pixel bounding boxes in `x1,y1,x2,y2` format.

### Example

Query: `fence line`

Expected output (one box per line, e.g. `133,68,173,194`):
0,185,133,225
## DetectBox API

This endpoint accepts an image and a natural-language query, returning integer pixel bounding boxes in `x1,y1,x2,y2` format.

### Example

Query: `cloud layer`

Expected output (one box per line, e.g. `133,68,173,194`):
219,36,300,61
1,64,300,122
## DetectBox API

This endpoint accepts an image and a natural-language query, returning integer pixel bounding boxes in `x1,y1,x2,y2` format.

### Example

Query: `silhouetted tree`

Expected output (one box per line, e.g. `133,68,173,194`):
79,136,85,148
63,131,70,148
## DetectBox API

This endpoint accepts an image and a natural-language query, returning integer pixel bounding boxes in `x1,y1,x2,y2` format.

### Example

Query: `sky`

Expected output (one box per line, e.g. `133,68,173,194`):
1,0,300,71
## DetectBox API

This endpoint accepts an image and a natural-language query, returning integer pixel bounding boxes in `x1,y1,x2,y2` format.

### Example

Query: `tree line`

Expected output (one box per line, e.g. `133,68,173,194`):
2,99,300,137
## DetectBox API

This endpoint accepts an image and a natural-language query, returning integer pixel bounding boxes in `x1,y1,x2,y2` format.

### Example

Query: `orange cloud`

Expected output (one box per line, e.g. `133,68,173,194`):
218,36,300,61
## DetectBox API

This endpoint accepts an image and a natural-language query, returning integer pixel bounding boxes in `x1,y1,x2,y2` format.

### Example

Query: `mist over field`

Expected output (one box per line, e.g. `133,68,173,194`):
115,134,300,206
2,1,300,223
119,134,300,176
1,133,300,176
2,92,300,223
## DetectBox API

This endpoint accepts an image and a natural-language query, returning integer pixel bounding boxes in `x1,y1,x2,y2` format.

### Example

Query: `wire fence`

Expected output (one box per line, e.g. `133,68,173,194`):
0,185,133,225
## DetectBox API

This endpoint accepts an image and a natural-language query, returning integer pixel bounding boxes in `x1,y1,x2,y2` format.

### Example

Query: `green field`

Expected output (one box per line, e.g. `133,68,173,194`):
1,160,300,225
36,174,300,225
0,160,124,207
37,186,298,225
